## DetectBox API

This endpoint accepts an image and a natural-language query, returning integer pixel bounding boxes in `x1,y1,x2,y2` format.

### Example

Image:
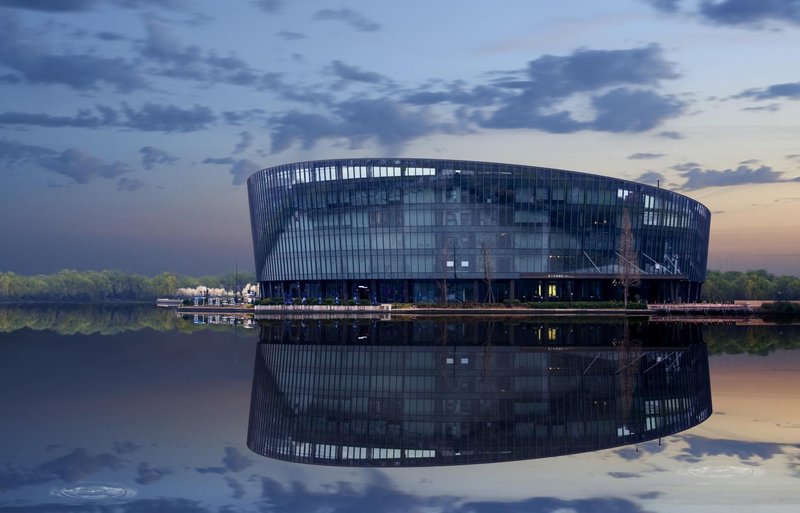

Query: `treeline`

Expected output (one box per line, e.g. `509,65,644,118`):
0,269,257,302
701,270,800,301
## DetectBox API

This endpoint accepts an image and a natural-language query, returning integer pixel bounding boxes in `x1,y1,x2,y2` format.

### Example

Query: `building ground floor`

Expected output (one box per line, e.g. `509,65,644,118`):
260,276,701,304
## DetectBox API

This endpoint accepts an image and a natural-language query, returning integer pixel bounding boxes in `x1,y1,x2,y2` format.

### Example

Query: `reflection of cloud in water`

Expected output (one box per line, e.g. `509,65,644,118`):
226,476,246,499
257,476,654,513
113,441,140,455
134,462,171,485
674,435,787,463
37,448,126,483
222,446,252,472
608,471,641,479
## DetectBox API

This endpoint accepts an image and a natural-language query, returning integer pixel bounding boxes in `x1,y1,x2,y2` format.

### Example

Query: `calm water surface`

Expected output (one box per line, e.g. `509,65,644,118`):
0,306,798,512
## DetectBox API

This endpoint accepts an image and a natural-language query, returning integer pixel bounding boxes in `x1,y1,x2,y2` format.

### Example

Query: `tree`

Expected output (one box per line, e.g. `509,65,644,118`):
481,242,495,303
615,207,640,308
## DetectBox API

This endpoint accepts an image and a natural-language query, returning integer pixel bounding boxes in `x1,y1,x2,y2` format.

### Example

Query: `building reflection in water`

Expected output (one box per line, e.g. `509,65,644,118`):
247,319,711,466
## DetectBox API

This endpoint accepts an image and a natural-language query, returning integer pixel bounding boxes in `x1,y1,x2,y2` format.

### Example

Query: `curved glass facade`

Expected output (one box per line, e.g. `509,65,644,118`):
248,158,710,302
247,320,712,466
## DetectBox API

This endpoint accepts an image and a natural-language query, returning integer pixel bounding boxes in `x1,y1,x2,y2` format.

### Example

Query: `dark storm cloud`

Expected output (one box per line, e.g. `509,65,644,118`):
0,0,96,11
0,14,146,92
122,103,215,132
312,8,381,32
140,145,178,169
678,163,789,190
736,82,800,100
698,0,800,26
629,152,665,160
40,148,133,184
253,0,283,13
134,461,171,484
329,60,386,83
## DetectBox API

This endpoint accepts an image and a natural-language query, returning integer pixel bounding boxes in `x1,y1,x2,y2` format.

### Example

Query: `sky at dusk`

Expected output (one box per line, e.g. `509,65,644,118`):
2,0,800,276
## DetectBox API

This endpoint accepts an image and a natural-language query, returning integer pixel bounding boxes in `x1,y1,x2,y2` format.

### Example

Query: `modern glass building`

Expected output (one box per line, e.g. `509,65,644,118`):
247,159,710,303
247,320,712,466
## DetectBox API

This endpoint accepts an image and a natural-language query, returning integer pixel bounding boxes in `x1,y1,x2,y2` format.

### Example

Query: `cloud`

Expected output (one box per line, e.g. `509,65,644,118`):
0,108,115,128
698,0,800,26
658,130,684,139
96,30,126,41
590,88,684,132
643,0,683,12
117,177,146,191
330,60,386,84
635,171,665,184
259,45,682,154
233,131,254,154
269,98,445,153
123,103,215,132
277,30,306,40
2,139,138,186
629,152,665,160
113,441,141,455
223,109,266,125
736,82,800,100
203,156,259,185
0,138,57,165
475,45,683,133
0,13,146,92
679,164,790,190
135,462,171,484
253,0,283,13
40,148,133,184
0,104,212,132
140,146,178,169
141,17,262,86
0,0,96,11
312,8,381,32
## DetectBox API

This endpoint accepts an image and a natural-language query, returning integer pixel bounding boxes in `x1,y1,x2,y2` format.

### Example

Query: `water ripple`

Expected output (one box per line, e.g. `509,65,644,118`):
51,482,137,501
